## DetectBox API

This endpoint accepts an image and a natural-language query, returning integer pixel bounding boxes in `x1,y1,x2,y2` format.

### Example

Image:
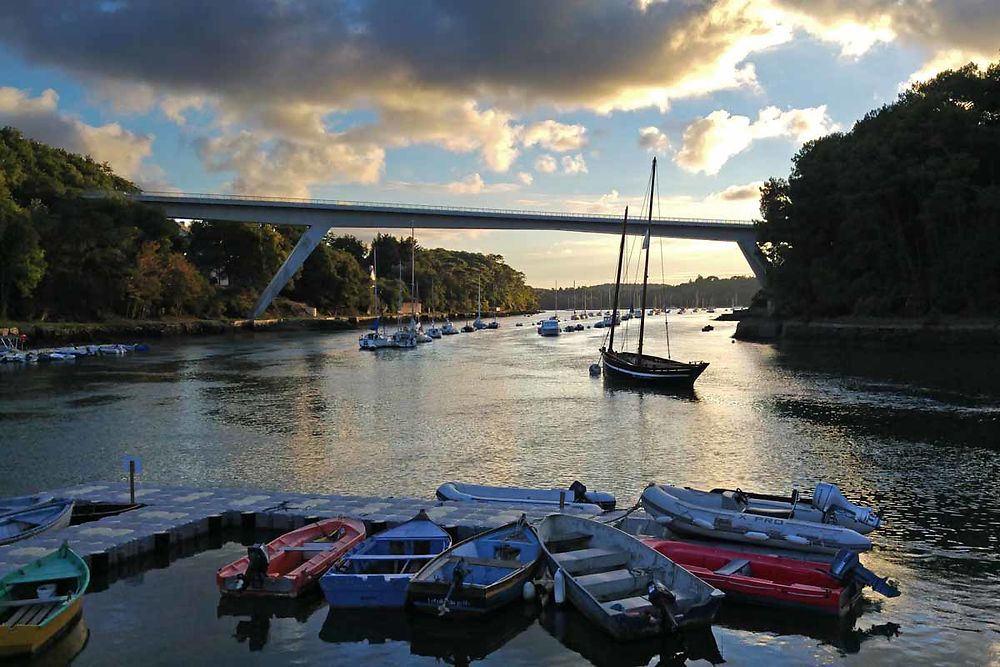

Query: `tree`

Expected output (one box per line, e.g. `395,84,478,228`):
0,203,45,319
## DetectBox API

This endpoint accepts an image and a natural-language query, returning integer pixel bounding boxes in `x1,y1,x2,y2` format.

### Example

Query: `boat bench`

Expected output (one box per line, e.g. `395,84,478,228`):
281,542,336,552
3,601,60,626
714,559,751,576
449,556,522,569
344,554,437,561
545,532,593,552
577,568,650,601
601,595,654,615
553,548,629,576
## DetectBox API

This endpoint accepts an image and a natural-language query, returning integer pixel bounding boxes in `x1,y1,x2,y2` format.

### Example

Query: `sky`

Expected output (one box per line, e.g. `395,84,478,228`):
0,1,995,287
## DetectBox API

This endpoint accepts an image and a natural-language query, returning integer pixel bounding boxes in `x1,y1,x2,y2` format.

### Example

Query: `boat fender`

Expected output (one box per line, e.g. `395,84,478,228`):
523,581,536,602
693,518,715,531
589,363,601,376
744,531,769,541
554,569,566,606
784,534,809,545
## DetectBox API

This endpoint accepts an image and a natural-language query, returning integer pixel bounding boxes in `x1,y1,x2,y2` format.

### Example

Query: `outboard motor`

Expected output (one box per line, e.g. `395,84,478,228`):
647,581,679,630
830,549,900,598
569,481,589,504
568,480,617,511
245,544,270,589
814,483,883,530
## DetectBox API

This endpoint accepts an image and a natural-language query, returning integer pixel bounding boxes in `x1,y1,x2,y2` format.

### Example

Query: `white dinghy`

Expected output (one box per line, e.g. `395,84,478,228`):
706,483,883,534
641,483,872,555
437,482,616,511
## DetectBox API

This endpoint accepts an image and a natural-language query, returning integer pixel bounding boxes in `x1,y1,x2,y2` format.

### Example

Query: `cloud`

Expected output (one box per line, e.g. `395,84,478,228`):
520,120,587,152
561,154,588,175
638,126,670,152
0,86,158,183
517,171,533,186
534,154,557,173
676,106,837,175
903,49,995,88
196,131,383,198
444,172,520,195
709,181,765,202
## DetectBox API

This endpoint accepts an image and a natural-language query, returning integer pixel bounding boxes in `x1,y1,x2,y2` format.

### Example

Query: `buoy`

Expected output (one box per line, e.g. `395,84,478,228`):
554,569,566,605
522,580,536,602
589,363,601,376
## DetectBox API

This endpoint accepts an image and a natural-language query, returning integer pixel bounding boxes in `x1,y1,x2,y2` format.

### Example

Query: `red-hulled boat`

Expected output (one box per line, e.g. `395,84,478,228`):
218,518,365,598
642,539,861,616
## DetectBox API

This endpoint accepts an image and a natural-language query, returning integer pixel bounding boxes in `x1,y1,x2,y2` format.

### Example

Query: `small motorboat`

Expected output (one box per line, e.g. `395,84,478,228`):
0,543,89,658
486,320,499,329
461,323,475,333
409,516,542,617
707,483,883,534
218,518,365,597
643,539,860,615
537,515,724,641
441,321,459,335
359,331,392,350
641,484,872,554
427,325,442,339
415,329,433,344
0,499,74,546
701,325,714,332
437,481,616,511
538,319,561,336
643,540,898,616
320,510,451,608
515,323,524,327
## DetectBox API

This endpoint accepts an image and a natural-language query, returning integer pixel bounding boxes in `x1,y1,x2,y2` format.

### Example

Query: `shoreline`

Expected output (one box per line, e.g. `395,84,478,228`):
735,316,1000,347
1,311,542,344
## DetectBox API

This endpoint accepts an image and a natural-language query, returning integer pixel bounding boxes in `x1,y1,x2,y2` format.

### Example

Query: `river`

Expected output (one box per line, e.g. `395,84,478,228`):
2,312,998,665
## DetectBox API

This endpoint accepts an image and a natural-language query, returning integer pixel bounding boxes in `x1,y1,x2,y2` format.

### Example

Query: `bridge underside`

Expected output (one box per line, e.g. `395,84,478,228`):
131,194,767,319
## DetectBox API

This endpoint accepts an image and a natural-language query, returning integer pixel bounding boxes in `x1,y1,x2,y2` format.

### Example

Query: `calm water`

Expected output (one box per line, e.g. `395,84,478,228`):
2,312,999,665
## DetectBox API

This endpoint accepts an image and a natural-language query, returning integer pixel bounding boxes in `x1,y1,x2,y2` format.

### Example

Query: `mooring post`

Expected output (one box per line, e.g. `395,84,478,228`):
129,460,135,505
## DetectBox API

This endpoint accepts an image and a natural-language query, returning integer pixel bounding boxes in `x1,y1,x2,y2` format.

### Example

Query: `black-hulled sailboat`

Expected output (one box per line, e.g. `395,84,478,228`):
599,158,708,387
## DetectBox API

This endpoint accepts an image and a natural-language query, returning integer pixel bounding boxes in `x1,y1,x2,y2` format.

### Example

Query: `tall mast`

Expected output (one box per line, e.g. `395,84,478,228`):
637,158,656,359
477,275,481,320
607,206,629,352
410,226,416,325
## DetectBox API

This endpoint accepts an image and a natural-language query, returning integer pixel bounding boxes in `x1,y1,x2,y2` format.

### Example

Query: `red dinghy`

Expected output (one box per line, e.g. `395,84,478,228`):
642,539,860,616
218,518,365,598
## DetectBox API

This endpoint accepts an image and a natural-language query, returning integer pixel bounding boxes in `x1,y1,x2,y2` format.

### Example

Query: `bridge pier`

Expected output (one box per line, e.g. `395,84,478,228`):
737,237,768,284
251,222,333,319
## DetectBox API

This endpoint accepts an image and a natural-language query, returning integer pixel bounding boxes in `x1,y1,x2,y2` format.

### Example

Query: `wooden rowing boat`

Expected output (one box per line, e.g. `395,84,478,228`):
217,517,365,598
0,543,89,657
408,516,542,617
320,510,451,608
537,514,724,641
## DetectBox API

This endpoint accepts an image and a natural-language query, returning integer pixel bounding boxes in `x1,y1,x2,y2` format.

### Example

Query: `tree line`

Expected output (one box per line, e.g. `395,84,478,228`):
534,275,759,311
0,127,538,321
757,60,1000,318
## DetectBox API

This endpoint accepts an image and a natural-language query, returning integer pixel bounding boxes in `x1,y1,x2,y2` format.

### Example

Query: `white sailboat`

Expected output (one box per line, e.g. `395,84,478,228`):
359,245,392,350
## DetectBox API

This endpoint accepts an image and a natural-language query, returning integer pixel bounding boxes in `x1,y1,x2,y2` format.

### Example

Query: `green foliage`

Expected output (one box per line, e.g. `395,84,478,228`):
758,61,1000,317
534,275,758,311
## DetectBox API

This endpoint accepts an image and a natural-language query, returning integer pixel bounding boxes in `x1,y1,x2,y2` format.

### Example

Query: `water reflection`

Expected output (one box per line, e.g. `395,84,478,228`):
9,616,89,667
320,604,537,666
539,603,724,666
217,594,324,652
601,373,700,401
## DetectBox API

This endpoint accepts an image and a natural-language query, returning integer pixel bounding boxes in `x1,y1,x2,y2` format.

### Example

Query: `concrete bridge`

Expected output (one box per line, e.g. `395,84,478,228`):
129,192,765,319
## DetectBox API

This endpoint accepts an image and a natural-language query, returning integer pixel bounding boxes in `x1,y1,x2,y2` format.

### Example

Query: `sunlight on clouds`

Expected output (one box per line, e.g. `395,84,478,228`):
638,126,670,153
535,154,557,173
561,154,588,175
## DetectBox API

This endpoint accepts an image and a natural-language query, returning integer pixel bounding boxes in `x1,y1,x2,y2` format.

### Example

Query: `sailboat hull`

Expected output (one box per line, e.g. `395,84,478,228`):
601,350,707,387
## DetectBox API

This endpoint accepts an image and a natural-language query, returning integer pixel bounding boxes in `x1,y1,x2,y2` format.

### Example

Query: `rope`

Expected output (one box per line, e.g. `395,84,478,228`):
596,499,643,525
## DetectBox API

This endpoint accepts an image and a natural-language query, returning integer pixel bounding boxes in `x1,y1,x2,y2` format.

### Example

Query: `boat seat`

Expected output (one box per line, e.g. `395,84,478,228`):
577,568,651,601
601,595,654,615
281,542,336,552
714,559,751,576
449,556,522,569
545,532,593,553
552,548,629,575
344,553,437,561
0,595,70,608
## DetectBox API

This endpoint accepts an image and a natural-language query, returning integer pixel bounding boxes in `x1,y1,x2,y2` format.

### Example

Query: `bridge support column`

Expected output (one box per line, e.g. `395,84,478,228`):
737,238,768,284
251,223,333,319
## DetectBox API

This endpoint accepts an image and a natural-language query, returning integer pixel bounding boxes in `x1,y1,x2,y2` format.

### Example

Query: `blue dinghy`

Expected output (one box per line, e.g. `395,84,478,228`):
408,516,542,617
320,510,451,608
0,499,74,546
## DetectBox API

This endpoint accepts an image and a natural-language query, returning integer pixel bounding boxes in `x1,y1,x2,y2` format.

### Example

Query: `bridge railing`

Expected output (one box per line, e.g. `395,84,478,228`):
133,190,756,227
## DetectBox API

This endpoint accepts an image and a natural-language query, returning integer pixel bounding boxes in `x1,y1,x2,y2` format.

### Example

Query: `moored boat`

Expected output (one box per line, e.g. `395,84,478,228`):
320,510,451,608
218,517,365,597
437,481,616,511
441,321,458,335
538,318,561,336
642,539,861,616
537,514,724,641
641,483,872,554
0,499,74,546
408,516,542,617
0,543,89,658
707,483,883,534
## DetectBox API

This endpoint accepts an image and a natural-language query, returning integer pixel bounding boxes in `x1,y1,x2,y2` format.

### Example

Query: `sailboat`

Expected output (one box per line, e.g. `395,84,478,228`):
473,276,486,330
600,158,708,387
359,245,392,350
391,253,417,349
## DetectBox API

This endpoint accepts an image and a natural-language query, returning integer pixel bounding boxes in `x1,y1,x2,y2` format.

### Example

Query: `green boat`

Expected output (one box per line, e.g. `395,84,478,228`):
0,543,89,657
